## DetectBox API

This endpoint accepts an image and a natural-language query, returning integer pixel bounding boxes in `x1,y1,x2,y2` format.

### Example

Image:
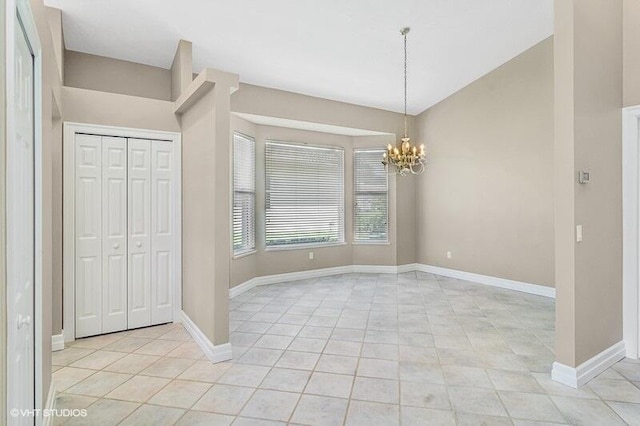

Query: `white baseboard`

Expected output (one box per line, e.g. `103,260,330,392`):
552,341,626,388
230,263,554,299
52,332,65,352
42,381,56,426
418,264,555,298
229,264,419,298
180,311,233,363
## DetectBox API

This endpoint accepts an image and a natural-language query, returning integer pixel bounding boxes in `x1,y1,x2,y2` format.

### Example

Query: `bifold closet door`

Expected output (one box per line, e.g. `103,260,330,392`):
128,138,152,329
101,137,128,333
151,141,175,324
75,135,128,338
75,134,175,337
75,135,103,338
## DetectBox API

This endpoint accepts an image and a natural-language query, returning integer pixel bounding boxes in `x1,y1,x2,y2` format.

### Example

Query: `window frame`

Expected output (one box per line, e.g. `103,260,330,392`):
264,140,346,250
232,131,257,257
353,148,390,244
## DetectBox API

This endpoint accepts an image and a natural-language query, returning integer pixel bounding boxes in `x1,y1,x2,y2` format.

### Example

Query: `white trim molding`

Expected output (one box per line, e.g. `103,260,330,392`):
42,381,56,426
229,264,419,298
623,105,640,359
229,263,554,299
51,333,65,352
551,341,626,388
180,311,233,364
7,0,45,420
417,265,555,298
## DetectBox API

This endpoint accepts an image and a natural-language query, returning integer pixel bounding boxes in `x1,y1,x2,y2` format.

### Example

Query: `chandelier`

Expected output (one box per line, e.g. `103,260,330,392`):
382,27,426,176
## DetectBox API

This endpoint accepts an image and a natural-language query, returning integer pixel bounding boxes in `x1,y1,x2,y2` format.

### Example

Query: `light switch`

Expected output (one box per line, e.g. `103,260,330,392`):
576,225,583,242
309,251,314,260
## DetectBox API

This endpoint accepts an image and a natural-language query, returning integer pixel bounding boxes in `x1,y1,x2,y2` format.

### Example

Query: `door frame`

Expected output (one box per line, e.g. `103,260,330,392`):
623,105,640,359
63,122,182,342
5,0,43,421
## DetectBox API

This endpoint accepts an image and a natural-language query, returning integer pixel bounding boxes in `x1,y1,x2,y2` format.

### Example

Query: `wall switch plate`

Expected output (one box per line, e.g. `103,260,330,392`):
576,225,583,242
446,251,452,259
579,171,590,184
309,252,314,260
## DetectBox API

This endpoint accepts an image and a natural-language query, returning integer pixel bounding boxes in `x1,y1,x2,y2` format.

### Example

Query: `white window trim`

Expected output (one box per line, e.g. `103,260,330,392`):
232,131,256,256
265,241,348,252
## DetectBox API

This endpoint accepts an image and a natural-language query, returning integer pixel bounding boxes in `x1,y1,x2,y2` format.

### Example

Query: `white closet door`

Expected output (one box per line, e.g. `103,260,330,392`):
102,137,128,333
75,134,103,338
151,141,174,324
128,138,152,329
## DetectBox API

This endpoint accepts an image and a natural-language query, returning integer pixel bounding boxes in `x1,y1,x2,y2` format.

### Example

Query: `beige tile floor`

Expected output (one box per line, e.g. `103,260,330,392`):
52,272,640,425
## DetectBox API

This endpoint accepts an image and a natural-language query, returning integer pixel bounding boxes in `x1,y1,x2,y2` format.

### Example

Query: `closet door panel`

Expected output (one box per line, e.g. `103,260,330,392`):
101,136,128,333
151,141,174,324
127,138,152,329
75,134,102,338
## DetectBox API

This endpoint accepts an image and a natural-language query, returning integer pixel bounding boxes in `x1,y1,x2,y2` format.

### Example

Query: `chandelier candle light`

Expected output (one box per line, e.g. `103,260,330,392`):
382,27,426,176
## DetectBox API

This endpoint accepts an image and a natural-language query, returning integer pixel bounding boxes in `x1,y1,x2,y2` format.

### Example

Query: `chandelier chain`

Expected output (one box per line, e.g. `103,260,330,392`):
404,29,408,138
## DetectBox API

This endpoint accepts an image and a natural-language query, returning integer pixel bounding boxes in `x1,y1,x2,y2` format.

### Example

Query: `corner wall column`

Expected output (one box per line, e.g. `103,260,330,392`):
176,68,239,360
553,0,624,387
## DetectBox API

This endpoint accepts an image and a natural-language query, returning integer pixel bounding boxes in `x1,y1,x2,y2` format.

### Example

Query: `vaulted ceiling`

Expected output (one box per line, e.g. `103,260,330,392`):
45,0,553,114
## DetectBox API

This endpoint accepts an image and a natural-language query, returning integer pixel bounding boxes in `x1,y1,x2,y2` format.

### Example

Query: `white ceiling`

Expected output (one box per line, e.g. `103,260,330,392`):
45,0,553,114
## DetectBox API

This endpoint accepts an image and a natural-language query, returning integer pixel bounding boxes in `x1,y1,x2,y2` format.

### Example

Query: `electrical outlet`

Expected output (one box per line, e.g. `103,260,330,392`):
446,251,452,259
309,251,314,260
576,225,583,243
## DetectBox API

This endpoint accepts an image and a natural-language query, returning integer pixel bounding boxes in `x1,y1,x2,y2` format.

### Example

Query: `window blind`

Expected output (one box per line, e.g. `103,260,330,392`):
265,141,345,248
354,149,388,242
233,133,256,254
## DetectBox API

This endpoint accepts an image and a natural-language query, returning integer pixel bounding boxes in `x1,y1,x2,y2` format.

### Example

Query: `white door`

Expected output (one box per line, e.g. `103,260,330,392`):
151,141,174,324
7,17,35,423
101,137,128,333
128,138,152,328
75,134,103,338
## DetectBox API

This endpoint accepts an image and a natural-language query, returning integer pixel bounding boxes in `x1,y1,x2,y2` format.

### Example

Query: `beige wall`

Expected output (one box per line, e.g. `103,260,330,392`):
62,86,180,132
65,50,172,101
415,37,555,287
624,0,640,107
555,0,623,366
46,7,63,82
171,40,192,101
181,89,220,343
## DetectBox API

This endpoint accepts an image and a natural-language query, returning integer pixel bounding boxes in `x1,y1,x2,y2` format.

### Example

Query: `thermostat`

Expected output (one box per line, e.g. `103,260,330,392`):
579,171,590,184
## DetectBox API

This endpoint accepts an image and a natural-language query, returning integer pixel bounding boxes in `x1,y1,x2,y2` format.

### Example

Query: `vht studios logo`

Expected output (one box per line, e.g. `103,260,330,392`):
10,408,88,418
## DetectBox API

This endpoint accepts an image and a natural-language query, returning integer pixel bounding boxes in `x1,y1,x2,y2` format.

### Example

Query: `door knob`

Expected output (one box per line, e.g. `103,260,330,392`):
113,243,120,249
17,314,31,329
136,241,142,248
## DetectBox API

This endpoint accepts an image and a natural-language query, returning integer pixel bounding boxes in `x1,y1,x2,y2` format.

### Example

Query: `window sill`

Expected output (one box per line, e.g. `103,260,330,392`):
233,249,257,260
265,242,348,252
352,241,391,246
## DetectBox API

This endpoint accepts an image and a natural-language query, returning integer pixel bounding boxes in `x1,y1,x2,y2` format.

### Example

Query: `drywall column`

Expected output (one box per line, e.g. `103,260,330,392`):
178,69,239,353
553,0,623,383
171,40,192,101
624,0,640,107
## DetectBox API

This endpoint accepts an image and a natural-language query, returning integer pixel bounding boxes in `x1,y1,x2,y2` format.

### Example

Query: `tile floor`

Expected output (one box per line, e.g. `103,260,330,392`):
52,272,640,425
